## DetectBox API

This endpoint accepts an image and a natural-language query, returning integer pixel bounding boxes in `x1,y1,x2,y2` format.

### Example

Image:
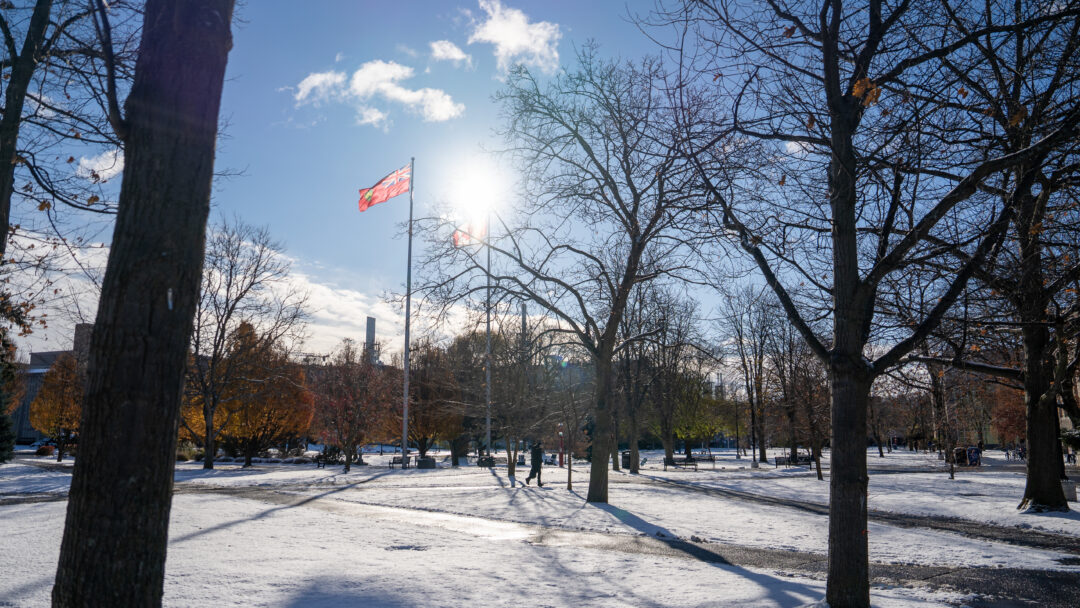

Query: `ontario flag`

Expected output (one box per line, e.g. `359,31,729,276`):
358,163,411,212
452,220,488,247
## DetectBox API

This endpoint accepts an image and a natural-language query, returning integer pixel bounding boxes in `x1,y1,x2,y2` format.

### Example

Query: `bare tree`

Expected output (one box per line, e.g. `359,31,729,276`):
652,1,1080,603
52,0,235,603
184,217,307,469
647,291,699,465
419,49,698,503
312,338,395,473
720,284,771,464
901,0,1080,511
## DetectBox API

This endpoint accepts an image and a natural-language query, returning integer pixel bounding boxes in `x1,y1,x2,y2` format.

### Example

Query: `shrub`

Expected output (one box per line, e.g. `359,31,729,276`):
36,445,55,456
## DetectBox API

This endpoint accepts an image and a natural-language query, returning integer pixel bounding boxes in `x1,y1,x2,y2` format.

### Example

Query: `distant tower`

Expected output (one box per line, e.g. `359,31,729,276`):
365,316,376,363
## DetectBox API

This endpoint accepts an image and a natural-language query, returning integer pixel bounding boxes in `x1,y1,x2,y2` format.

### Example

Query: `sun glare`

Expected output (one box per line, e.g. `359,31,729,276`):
448,155,510,225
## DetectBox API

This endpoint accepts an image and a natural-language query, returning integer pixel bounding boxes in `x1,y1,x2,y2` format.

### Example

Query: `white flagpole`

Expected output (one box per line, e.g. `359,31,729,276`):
485,209,492,456
402,158,415,461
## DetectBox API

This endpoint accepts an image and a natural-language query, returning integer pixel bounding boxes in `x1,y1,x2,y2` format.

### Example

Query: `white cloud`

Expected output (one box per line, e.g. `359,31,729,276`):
430,40,472,68
294,70,346,106
468,0,561,74
334,52,345,63
348,60,414,98
355,106,388,127
784,140,811,156
77,148,124,182
294,60,464,125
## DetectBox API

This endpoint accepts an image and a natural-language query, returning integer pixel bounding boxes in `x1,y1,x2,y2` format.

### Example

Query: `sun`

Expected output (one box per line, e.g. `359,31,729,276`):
448,154,511,226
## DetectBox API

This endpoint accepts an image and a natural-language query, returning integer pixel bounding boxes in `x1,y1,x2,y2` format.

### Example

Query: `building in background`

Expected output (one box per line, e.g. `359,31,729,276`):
10,324,92,443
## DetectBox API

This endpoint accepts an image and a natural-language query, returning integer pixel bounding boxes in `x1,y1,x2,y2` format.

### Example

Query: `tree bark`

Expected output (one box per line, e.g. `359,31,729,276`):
52,2,234,605
1019,325,1068,510
826,366,871,608
586,355,614,503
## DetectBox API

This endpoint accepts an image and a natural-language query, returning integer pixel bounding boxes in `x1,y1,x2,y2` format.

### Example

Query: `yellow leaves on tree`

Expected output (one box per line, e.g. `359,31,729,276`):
30,353,82,459
209,323,313,466
852,77,880,107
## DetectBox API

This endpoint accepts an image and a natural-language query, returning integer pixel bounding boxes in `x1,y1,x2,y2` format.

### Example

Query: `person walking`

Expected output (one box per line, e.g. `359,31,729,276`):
525,440,543,486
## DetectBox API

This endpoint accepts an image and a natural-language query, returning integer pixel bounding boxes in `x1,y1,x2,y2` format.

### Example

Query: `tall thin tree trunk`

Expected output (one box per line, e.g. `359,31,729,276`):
52,2,234,604
0,0,53,261
787,402,797,462
611,413,620,471
203,405,216,469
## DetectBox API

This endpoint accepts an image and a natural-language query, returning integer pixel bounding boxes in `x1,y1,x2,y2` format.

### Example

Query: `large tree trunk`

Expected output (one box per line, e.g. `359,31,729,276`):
0,0,53,261
587,356,614,503
826,366,871,608
52,2,234,605
1019,328,1068,511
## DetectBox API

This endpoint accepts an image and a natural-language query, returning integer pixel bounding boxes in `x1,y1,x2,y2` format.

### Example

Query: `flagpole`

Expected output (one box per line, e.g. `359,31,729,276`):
402,157,414,461
485,209,492,457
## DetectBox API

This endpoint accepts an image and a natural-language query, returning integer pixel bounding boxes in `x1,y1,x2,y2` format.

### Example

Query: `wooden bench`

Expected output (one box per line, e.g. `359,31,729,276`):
663,458,698,471
389,455,411,469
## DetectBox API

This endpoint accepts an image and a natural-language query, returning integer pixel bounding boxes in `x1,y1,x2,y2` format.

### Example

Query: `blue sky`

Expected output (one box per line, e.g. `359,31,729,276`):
98,1,661,354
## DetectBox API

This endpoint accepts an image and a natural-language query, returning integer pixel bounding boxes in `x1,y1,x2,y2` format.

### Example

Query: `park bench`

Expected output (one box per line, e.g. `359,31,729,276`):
691,453,718,469
775,454,814,467
663,458,698,472
477,456,507,467
389,455,411,469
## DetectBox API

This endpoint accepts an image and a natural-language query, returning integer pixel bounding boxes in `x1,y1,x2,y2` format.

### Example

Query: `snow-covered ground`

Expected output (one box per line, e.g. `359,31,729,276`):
1,448,1077,607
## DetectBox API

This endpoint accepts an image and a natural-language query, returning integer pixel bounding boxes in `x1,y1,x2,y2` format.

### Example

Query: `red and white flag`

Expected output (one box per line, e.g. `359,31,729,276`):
452,220,488,247
358,164,411,212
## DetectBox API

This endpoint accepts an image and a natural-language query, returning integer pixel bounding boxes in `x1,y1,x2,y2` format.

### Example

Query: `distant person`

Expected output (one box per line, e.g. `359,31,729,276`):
525,441,544,487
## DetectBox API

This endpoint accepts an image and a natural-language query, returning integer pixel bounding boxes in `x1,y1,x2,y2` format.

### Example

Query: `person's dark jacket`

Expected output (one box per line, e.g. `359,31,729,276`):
530,444,543,466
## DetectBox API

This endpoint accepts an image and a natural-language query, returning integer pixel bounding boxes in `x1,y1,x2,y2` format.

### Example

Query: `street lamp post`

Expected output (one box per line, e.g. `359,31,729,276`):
558,424,564,467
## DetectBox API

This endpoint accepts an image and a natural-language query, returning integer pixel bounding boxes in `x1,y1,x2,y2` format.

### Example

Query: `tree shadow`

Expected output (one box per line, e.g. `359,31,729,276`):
171,473,394,544
589,502,824,607
280,577,413,607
